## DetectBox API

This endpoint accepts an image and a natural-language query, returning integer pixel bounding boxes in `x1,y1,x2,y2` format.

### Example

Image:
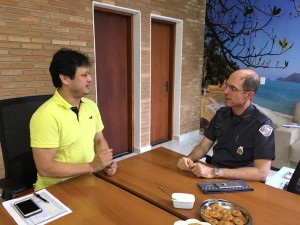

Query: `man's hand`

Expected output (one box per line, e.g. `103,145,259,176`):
177,137,214,173
177,157,193,171
89,148,113,172
190,162,215,178
104,161,118,176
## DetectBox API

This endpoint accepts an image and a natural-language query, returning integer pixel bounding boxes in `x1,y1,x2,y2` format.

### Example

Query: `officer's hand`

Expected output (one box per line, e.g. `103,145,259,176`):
190,163,215,178
177,157,193,171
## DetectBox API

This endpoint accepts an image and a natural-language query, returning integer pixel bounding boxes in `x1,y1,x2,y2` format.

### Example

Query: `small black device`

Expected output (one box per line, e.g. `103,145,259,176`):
198,180,253,194
214,181,243,189
14,198,42,218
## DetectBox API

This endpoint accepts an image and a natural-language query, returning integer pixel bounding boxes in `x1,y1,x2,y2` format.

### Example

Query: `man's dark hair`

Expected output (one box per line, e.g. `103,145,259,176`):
49,48,91,88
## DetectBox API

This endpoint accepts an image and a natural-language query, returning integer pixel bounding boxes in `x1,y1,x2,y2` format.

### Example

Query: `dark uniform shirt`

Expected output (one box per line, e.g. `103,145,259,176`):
204,103,275,168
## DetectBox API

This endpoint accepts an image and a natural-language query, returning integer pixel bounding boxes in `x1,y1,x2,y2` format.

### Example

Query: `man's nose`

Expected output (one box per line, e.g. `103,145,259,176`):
223,86,229,94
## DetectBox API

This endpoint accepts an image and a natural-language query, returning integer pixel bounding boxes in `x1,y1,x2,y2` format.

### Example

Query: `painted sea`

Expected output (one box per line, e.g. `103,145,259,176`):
202,79,299,127
253,80,300,116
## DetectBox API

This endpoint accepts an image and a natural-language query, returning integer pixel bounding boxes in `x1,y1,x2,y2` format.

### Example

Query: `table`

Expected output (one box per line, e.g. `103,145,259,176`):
95,147,300,224
0,174,181,225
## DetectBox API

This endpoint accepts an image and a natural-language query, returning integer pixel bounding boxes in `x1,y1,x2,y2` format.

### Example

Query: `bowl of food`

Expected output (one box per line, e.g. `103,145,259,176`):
199,199,252,225
172,193,195,209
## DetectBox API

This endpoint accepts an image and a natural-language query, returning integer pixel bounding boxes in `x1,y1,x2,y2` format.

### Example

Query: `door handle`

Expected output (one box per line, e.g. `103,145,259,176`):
165,81,169,92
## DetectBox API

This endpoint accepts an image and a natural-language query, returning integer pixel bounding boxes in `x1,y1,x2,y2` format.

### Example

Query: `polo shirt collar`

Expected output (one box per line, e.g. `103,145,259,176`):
53,89,84,109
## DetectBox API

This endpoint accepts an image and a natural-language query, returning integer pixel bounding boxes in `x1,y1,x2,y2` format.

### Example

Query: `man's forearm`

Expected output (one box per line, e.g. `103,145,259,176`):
216,167,268,182
38,161,93,178
94,134,109,154
187,137,213,161
188,145,207,161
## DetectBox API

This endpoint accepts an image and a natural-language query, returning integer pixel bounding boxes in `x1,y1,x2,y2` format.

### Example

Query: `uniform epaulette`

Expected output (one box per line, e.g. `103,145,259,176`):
252,106,269,123
215,106,231,119
218,106,230,112
217,106,230,114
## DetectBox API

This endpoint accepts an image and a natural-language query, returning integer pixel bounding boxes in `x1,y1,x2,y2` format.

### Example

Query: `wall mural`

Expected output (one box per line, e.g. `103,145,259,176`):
201,0,300,132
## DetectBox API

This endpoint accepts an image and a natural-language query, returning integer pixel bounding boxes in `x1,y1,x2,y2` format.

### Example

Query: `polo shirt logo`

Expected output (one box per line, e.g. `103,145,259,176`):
89,116,93,119
259,125,273,137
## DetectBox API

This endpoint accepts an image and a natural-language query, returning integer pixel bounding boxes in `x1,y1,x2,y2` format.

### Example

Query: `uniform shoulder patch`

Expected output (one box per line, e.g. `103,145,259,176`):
259,125,273,137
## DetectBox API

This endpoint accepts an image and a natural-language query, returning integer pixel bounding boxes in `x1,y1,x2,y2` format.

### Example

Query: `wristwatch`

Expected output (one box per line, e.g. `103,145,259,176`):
214,167,221,178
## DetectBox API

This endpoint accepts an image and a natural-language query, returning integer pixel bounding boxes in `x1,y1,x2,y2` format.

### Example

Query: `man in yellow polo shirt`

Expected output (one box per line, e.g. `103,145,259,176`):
30,48,117,191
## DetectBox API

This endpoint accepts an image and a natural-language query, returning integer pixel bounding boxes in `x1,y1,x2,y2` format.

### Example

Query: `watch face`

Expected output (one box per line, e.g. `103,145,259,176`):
215,167,220,177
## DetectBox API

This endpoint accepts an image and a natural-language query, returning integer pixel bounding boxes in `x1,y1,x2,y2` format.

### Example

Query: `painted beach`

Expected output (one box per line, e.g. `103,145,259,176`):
201,80,299,128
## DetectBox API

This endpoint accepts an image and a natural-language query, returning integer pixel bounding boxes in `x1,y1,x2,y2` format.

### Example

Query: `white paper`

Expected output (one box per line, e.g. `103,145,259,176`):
2,189,72,225
266,167,295,189
282,123,300,128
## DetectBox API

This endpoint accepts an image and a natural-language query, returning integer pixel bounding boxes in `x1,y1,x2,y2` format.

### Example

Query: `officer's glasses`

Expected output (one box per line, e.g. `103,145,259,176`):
224,83,247,93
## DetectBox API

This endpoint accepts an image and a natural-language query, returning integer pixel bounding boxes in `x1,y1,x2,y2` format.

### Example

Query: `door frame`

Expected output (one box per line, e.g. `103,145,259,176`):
92,3,183,152
150,19,175,145
93,8,133,156
93,2,142,151
150,14,183,144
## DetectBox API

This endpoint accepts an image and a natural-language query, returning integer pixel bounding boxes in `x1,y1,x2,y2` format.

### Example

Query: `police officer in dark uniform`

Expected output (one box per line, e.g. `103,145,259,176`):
177,69,275,182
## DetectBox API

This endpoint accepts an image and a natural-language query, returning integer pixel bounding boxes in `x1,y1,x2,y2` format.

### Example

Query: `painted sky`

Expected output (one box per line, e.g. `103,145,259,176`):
236,0,300,80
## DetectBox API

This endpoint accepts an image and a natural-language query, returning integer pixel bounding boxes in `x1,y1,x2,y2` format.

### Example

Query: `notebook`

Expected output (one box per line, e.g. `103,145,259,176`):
198,180,253,194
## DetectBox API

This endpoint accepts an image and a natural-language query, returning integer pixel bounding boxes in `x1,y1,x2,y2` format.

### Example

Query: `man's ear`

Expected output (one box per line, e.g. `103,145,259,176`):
59,74,70,85
247,91,255,100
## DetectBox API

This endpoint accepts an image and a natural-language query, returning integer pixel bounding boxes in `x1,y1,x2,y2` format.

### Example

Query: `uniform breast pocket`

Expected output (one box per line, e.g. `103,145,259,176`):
232,137,254,160
214,125,225,145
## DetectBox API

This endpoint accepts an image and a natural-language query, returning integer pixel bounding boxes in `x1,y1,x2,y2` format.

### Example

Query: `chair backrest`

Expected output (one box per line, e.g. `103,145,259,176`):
0,95,52,188
287,160,300,194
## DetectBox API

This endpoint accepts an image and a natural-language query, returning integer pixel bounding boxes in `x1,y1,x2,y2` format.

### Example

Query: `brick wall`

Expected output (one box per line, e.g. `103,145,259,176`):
0,0,205,179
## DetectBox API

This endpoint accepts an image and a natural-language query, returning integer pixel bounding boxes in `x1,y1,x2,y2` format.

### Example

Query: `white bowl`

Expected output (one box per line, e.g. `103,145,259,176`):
172,193,195,209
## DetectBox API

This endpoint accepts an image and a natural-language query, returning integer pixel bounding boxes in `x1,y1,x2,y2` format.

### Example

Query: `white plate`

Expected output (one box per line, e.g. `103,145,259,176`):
174,218,211,225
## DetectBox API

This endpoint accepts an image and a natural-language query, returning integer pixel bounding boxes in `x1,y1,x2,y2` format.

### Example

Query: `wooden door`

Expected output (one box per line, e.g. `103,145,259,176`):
151,20,175,145
94,9,133,156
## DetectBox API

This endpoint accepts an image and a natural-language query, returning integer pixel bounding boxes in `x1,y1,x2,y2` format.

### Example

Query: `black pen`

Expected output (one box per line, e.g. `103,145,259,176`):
34,193,49,203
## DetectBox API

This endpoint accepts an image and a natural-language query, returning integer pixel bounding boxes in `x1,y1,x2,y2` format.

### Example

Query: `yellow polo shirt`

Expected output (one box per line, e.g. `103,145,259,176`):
30,90,104,190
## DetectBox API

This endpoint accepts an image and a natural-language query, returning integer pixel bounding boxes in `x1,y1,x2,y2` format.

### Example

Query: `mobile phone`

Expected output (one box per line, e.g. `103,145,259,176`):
14,198,42,218
215,181,243,189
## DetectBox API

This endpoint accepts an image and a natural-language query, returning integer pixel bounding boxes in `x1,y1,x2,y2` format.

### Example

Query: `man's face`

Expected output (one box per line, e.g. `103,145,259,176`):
223,71,249,109
69,66,92,97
